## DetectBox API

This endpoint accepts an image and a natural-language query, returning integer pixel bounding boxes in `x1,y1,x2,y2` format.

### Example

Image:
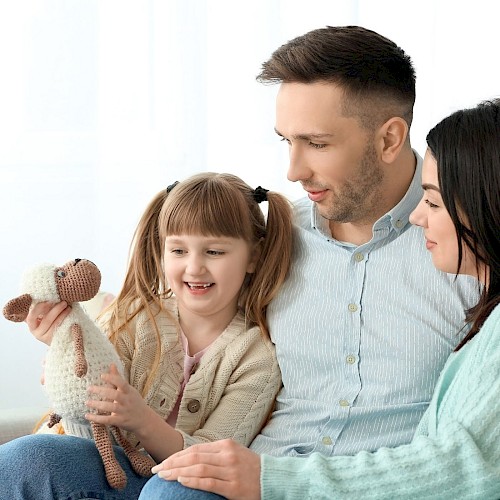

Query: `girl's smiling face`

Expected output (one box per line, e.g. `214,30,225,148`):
410,149,478,278
163,234,258,325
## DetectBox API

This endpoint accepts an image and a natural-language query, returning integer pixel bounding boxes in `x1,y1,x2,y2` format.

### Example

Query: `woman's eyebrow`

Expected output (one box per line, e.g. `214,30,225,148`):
422,183,441,193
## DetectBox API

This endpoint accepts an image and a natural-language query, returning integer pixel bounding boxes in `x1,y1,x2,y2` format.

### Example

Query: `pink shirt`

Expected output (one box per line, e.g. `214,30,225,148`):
166,330,210,427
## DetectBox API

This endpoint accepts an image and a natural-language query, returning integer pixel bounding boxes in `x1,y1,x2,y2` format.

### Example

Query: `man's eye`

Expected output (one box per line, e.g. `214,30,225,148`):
310,142,326,149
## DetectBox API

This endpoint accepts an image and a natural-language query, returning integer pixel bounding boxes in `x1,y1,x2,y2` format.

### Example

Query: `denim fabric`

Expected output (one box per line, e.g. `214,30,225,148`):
0,434,149,499
138,474,225,499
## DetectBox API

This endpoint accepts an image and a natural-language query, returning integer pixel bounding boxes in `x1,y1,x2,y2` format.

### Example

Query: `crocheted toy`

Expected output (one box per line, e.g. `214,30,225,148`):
3,258,155,490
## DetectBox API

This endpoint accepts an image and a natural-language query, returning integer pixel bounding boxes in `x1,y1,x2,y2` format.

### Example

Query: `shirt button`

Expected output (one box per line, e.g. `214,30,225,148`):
395,219,404,228
346,355,356,364
354,252,364,262
321,436,332,445
348,303,358,312
187,399,201,413
339,399,350,407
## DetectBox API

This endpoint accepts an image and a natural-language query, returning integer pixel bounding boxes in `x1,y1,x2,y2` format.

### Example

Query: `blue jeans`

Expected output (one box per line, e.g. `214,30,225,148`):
139,474,225,499
0,434,149,499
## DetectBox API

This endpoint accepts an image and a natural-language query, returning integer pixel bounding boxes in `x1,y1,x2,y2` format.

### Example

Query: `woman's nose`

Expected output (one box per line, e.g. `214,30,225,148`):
409,198,427,227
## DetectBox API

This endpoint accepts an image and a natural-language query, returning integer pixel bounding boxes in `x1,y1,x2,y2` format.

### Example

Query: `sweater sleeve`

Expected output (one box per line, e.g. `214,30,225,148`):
261,309,500,499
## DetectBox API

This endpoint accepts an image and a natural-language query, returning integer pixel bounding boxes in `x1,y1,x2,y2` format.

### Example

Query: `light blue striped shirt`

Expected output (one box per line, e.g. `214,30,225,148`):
251,153,479,457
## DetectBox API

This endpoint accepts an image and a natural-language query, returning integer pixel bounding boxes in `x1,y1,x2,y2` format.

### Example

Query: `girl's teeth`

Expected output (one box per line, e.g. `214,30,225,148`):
188,283,212,289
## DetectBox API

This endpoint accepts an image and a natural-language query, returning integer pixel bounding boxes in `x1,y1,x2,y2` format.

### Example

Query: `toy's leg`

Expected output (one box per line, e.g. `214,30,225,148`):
91,421,127,490
71,323,88,377
111,426,156,477
47,412,61,428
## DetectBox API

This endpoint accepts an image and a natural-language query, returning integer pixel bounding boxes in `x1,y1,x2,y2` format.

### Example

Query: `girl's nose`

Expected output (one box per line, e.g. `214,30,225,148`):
185,255,205,275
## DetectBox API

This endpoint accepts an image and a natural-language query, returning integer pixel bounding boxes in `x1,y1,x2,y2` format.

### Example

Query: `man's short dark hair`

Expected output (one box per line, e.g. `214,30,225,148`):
257,26,416,128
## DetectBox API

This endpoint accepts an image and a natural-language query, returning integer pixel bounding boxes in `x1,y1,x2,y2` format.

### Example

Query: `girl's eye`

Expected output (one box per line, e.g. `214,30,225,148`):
171,249,184,255
424,199,439,209
207,250,224,256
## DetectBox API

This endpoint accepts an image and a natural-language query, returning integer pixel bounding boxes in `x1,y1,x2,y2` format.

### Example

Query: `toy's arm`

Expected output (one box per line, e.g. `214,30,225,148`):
72,323,88,377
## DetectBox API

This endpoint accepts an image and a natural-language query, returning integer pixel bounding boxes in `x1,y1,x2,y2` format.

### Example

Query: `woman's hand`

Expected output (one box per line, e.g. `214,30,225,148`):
86,363,149,434
152,439,262,500
25,301,70,345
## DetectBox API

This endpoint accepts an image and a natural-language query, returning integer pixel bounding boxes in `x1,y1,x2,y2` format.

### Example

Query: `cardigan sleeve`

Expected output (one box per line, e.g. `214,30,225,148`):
179,330,282,449
261,308,500,499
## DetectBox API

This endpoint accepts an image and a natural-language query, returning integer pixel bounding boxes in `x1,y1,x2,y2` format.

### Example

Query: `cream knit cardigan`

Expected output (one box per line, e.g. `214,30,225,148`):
114,297,281,449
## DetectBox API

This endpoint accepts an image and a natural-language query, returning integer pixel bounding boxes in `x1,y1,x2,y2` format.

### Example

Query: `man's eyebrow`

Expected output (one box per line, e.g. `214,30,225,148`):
274,128,333,140
422,183,441,192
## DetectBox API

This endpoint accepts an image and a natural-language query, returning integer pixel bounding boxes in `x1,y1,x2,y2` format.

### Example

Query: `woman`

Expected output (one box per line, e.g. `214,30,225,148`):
145,99,500,499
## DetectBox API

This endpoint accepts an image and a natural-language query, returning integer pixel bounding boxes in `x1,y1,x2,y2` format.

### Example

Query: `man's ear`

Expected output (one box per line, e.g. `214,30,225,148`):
246,239,263,274
377,117,409,164
3,293,33,322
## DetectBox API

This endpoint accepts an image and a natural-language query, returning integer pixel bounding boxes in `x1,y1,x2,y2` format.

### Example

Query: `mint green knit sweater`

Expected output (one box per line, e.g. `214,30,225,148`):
261,304,500,499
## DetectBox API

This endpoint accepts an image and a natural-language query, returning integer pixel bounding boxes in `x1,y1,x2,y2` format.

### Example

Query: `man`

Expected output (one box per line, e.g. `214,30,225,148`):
140,25,478,499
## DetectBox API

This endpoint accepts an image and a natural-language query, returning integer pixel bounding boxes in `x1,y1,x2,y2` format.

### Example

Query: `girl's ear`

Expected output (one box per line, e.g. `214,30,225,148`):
3,294,33,322
246,239,263,274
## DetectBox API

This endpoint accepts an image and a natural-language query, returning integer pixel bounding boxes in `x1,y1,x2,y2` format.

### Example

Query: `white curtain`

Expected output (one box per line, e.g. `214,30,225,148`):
1,0,499,409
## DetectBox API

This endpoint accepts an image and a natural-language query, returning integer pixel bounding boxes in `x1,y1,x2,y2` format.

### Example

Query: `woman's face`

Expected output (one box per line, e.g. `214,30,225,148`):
410,149,479,279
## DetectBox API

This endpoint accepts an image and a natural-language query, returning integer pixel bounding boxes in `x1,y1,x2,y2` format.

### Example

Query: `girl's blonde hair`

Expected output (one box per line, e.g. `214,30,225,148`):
104,172,293,395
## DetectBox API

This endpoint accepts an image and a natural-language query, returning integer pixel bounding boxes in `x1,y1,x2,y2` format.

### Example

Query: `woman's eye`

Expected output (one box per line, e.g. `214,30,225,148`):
309,142,326,149
424,199,439,209
56,270,66,278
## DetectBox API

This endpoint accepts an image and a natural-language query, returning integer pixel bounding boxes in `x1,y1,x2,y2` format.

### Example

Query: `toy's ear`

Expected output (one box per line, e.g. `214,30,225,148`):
3,294,33,322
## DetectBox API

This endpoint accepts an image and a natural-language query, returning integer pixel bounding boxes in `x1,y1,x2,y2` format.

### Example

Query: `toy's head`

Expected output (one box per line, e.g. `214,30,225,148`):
3,258,101,322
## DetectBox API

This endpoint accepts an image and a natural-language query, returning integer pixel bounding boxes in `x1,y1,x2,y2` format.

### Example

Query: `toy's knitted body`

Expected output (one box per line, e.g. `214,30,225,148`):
43,301,123,437
3,259,155,489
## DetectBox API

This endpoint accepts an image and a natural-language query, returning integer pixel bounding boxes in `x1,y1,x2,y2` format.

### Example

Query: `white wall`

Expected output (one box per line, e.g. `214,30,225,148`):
1,0,499,409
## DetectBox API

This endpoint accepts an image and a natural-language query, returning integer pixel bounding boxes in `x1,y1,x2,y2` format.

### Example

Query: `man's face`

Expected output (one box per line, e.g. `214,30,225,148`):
275,81,384,224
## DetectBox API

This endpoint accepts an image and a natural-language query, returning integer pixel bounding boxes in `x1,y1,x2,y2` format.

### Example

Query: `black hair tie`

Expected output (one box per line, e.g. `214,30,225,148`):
166,181,179,194
253,186,269,203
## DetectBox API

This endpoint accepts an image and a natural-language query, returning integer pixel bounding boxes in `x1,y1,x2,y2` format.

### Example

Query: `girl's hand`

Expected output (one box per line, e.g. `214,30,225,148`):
85,363,148,434
25,301,70,345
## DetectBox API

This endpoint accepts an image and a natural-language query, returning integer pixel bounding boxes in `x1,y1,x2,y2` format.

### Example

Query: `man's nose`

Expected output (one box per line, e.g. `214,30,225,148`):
287,144,311,182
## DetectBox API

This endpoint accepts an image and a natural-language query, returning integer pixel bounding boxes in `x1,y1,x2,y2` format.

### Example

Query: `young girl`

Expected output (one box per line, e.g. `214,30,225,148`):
143,100,500,499
0,172,293,499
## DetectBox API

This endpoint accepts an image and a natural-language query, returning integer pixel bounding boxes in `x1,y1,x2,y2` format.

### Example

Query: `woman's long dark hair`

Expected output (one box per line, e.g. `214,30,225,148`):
426,99,500,350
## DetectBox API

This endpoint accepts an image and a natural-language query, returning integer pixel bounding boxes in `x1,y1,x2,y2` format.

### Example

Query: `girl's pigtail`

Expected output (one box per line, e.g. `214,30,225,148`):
245,191,293,337
106,190,168,345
